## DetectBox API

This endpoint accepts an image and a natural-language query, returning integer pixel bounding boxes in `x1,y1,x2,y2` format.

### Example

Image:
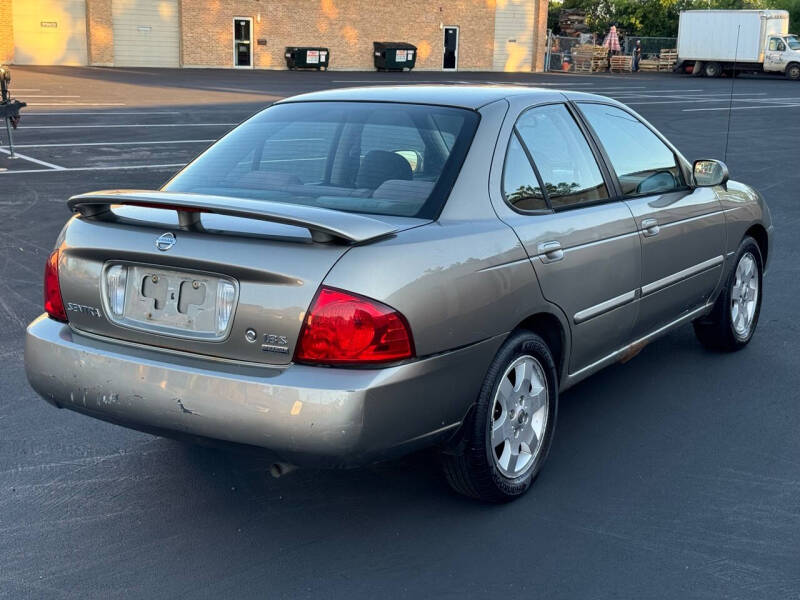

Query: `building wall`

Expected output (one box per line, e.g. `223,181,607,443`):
180,0,499,71
0,0,12,64
1,0,549,71
86,0,114,66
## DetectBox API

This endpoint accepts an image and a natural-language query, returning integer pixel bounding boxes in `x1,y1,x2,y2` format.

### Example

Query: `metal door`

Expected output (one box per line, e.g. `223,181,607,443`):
443,27,459,70
234,18,252,68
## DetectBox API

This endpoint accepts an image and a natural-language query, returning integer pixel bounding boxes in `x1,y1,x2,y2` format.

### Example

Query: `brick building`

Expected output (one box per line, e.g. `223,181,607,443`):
0,0,549,72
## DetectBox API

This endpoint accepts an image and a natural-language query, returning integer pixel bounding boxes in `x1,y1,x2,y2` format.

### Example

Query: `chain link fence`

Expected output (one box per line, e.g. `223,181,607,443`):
545,33,677,73
622,37,678,58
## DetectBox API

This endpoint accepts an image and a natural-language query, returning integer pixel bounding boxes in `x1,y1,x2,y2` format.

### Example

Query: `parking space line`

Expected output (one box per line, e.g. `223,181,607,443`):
683,103,800,112
12,139,215,148
611,91,759,99
23,111,184,116
626,96,779,106
0,162,187,175
20,123,236,129
26,103,127,106
0,147,65,170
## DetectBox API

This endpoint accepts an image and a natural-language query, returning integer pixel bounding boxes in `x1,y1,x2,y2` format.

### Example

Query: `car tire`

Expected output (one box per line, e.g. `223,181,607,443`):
786,63,800,80
693,236,763,352
441,331,558,502
704,61,723,78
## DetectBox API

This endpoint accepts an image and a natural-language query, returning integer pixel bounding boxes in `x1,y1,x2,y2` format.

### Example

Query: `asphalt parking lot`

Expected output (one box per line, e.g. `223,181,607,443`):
1,66,799,599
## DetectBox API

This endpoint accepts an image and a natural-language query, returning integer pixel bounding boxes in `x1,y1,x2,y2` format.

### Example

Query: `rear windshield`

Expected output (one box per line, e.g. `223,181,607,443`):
163,101,479,219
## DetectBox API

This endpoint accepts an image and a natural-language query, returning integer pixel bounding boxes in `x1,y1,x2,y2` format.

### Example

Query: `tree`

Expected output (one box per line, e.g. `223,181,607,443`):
556,0,789,38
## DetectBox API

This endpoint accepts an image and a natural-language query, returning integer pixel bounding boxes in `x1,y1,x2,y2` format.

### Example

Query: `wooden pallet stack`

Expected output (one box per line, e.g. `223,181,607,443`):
658,49,678,71
609,55,633,72
638,57,660,71
573,45,608,72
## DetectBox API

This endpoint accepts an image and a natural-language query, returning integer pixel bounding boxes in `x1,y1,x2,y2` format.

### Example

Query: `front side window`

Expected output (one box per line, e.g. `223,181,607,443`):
578,103,684,197
514,104,609,209
164,101,479,218
769,37,786,51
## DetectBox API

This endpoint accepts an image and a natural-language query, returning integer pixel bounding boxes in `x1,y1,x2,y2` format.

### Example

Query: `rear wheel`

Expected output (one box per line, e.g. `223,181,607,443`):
786,63,800,80
441,331,558,502
694,236,763,351
704,61,723,78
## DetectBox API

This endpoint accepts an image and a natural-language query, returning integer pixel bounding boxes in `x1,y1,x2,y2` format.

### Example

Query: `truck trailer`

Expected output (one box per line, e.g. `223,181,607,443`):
676,10,800,79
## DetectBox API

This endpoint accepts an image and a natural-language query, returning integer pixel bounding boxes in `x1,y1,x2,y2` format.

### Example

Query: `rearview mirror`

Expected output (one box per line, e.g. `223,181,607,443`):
693,159,729,188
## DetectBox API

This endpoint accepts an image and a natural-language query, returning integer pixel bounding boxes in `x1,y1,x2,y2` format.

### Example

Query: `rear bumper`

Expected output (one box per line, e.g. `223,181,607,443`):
25,316,502,467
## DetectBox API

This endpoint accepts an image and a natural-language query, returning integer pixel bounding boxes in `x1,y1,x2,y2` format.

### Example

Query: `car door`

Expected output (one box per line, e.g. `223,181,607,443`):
575,102,725,339
491,102,642,374
764,36,787,72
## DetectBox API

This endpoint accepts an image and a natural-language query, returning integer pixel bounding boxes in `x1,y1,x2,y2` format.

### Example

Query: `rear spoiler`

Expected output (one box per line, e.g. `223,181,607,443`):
67,190,400,244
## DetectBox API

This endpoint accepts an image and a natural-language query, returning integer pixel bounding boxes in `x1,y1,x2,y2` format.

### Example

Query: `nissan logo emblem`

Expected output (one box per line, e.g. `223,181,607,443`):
156,232,176,251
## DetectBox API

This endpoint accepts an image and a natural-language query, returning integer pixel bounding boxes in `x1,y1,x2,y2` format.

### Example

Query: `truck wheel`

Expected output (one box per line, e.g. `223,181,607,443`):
441,331,558,502
703,62,722,78
693,236,763,352
786,63,800,80
692,61,705,76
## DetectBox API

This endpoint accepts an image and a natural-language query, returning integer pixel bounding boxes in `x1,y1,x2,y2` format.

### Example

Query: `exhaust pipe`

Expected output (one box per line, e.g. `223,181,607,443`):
269,462,297,478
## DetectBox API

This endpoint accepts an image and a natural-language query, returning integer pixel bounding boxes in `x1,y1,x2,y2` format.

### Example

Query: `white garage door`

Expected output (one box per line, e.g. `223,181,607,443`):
12,0,88,65
112,0,179,67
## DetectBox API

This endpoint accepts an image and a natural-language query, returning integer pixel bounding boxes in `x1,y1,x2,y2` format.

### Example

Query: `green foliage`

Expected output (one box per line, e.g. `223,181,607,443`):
555,0,797,37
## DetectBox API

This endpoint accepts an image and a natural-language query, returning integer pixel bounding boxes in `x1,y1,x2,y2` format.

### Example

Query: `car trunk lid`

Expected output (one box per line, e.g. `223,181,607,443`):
57,190,428,365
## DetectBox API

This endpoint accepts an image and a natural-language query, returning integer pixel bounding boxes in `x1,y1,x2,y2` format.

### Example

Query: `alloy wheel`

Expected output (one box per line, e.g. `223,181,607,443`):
490,355,549,478
731,252,759,339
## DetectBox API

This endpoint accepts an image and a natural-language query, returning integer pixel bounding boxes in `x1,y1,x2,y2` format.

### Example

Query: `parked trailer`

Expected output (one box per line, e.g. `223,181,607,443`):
675,10,800,79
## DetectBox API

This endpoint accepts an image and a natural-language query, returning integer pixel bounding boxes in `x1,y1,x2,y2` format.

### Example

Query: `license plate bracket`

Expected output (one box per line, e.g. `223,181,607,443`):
102,263,238,341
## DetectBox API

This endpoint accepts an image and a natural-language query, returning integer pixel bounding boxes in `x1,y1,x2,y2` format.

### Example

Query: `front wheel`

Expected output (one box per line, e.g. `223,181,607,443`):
441,331,558,502
694,236,763,351
786,63,800,80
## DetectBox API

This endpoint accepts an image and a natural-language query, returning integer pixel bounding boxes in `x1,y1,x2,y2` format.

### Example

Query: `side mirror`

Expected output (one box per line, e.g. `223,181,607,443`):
693,159,729,188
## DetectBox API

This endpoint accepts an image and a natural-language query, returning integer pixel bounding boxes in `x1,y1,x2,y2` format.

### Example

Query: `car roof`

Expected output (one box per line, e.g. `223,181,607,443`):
277,85,619,110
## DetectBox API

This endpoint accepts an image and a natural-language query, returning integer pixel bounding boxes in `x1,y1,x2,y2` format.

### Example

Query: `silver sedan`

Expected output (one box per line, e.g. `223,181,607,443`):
25,86,772,501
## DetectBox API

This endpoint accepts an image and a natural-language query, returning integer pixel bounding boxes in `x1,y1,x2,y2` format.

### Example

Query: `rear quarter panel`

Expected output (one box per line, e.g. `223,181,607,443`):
323,218,540,357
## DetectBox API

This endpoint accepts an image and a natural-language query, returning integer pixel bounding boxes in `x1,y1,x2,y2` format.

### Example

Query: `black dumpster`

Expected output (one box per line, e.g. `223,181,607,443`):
373,42,417,71
284,47,330,70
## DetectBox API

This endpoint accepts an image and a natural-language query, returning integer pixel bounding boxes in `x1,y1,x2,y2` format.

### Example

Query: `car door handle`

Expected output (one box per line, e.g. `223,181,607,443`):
641,218,660,237
537,241,564,263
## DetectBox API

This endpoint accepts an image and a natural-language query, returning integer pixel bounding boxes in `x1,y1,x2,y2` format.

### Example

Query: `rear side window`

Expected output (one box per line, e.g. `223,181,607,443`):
502,134,547,211
164,101,479,219
514,104,609,209
578,103,685,197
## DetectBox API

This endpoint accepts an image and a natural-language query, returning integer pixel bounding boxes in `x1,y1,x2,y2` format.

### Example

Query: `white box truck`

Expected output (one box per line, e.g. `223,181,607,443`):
676,10,800,79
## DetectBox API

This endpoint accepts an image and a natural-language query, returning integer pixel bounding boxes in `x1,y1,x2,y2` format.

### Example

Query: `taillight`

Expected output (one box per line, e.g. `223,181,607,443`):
44,249,68,322
295,287,414,366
